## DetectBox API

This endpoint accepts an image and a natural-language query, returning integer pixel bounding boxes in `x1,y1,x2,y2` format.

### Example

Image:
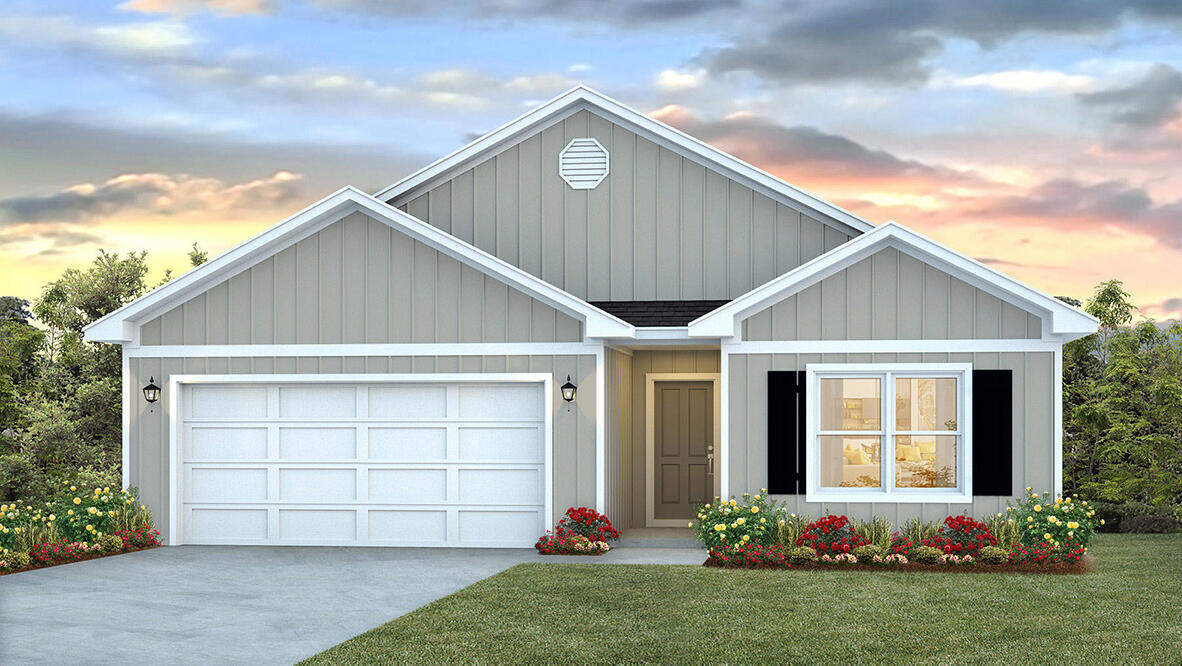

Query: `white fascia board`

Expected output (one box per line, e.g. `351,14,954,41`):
688,221,1099,339
85,187,633,344
374,85,876,237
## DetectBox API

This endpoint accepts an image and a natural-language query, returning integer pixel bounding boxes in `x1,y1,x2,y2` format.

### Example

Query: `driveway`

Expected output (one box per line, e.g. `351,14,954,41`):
0,546,539,664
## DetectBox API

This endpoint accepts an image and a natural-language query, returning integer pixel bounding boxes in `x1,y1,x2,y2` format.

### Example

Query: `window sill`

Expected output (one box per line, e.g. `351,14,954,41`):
805,490,973,504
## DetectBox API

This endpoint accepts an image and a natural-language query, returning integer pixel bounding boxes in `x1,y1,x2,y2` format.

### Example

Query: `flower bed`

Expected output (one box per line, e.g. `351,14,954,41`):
0,485,162,576
535,507,619,555
696,488,1098,574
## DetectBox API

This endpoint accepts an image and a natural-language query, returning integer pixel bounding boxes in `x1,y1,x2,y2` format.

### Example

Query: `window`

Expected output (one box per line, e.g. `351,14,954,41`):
805,364,972,503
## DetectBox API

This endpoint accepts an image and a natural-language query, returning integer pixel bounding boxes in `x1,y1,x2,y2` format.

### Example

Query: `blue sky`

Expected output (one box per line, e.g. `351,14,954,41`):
2,0,1181,318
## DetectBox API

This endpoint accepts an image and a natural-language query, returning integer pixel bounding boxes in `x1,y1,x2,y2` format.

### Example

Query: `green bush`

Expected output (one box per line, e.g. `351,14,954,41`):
1090,501,1182,532
774,512,812,547
853,516,893,550
97,533,124,552
911,545,942,564
978,545,1008,564
901,517,941,545
2,551,31,570
1119,515,1182,533
691,490,782,549
983,512,1023,549
852,544,884,560
786,545,818,565
1009,488,1099,549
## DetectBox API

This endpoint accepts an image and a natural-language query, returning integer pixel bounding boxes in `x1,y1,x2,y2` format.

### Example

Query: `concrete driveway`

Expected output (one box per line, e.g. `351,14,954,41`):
0,546,540,664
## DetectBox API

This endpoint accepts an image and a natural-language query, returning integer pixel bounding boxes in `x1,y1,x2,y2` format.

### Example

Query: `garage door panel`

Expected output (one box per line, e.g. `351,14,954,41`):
458,510,540,544
279,468,356,501
278,386,356,418
188,427,267,460
369,427,447,461
458,427,542,461
279,509,356,542
369,385,447,418
369,510,447,543
458,469,542,504
369,468,446,503
191,386,267,418
278,427,356,459
458,385,541,418
189,508,268,541
181,380,547,547
190,468,268,502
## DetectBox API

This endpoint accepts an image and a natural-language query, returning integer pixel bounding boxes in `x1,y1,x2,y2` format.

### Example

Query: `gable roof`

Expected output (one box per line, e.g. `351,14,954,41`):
83,187,635,344
687,221,1099,342
373,86,877,238
589,300,731,327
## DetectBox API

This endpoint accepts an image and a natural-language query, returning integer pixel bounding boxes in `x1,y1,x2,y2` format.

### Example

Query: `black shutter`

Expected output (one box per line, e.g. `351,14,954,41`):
768,371,806,494
972,369,1013,496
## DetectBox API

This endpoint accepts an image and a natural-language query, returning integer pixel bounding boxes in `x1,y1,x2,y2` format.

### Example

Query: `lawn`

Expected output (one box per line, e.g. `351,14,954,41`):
303,534,1182,664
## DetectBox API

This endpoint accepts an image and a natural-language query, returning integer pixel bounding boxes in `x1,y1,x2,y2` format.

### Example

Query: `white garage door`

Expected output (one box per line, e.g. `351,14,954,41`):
177,379,548,547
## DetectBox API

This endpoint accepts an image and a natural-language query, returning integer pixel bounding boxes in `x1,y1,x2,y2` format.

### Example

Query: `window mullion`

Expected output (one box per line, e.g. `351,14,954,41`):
884,372,894,495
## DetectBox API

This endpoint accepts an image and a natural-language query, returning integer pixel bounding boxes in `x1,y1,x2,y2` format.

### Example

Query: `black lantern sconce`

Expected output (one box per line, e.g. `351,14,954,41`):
143,377,161,411
560,375,577,411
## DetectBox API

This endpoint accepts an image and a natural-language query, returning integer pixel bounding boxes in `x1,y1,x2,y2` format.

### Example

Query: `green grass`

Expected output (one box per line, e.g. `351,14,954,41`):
303,534,1182,664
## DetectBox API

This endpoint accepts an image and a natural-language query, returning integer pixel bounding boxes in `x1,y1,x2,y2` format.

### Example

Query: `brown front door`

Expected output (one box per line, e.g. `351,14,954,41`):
653,381,713,520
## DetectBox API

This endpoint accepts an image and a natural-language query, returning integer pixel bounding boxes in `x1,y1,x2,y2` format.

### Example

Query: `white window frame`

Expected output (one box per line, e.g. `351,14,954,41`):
804,363,973,504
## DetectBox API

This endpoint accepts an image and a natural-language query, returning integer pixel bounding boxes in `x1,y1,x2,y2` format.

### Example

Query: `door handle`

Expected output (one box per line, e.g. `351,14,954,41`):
707,444,714,474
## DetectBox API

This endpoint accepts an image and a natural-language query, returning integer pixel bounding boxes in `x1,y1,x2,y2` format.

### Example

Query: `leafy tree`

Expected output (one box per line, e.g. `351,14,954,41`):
188,242,209,267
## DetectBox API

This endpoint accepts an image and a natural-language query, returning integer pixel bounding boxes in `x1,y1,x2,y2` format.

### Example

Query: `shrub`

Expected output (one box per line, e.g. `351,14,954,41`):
1089,501,1182,532
1,551,31,570
900,517,941,545
692,490,782,549
795,515,868,554
977,545,1009,564
1009,488,1100,549
888,532,914,556
853,516,893,550
774,512,812,547
29,540,103,565
707,542,790,568
1118,514,1182,533
554,507,619,542
1009,540,1085,565
116,527,161,549
922,515,997,556
97,533,124,552
983,512,1022,549
786,545,818,565
911,545,942,564
49,485,151,544
852,544,884,560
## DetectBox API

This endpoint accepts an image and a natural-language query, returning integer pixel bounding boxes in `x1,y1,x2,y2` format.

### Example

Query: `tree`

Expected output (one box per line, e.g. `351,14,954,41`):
188,242,209,267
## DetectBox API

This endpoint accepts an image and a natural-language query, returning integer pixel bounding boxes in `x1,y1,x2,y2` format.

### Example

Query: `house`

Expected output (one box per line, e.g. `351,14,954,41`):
84,87,1098,547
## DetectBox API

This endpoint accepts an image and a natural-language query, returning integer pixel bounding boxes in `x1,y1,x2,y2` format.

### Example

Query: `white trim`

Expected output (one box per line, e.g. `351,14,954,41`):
84,187,634,344
727,339,1062,355
1053,346,1063,498
719,346,730,501
121,348,130,491
594,344,605,513
803,363,973,504
126,342,600,358
689,221,1099,341
559,137,610,190
644,373,722,528
374,86,876,237
167,372,553,547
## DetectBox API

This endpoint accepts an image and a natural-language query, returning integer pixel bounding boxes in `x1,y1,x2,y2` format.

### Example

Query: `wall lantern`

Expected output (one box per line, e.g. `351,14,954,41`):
560,375,577,405
142,377,161,404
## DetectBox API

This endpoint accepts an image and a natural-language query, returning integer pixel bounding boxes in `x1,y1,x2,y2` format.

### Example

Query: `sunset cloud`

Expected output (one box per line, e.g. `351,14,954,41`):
118,0,272,16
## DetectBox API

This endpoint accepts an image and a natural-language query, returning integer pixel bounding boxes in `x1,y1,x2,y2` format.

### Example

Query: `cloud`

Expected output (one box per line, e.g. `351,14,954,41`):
655,69,706,91
118,0,272,16
697,1,1182,85
0,171,303,225
946,69,1096,93
1077,63,1182,127
1160,297,1182,315
0,15,198,60
310,0,738,25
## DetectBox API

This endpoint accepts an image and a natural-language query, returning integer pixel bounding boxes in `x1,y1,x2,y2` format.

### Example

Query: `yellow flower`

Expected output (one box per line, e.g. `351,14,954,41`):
48,514,55,521
741,535,750,542
70,485,76,491
753,494,761,500
86,525,95,532
1067,521,1079,529
1044,533,1052,540
1033,505,1042,512
68,509,74,516
1067,531,1074,538
729,500,737,507
108,511,115,517
73,498,81,505
1065,497,1072,503
761,488,767,493
760,517,766,524
751,506,760,514
714,524,726,532
688,522,693,528
1027,516,1033,522
1100,519,1105,525
88,507,97,514
1032,492,1039,498
736,517,746,525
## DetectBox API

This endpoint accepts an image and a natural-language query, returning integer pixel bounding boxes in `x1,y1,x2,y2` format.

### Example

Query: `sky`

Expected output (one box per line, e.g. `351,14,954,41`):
2,1,1181,320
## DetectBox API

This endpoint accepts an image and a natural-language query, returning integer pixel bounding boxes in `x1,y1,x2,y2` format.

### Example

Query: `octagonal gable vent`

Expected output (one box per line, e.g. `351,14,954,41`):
559,138,609,190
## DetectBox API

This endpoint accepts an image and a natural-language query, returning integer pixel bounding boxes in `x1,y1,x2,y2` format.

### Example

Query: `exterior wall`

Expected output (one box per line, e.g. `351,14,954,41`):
390,109,853,302
726,351,1054,525
139,211,584,346
742,247,1044,341
127,354,598,542
627,349,720,527
604,347,633,528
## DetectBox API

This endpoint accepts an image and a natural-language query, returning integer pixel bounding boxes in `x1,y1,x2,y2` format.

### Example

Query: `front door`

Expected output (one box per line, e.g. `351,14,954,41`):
653,381,713,521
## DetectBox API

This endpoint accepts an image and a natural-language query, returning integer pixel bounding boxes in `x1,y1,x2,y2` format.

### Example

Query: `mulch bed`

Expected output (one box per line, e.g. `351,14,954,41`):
0,545,161,577
704,556,1092,575
538,550,609,556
